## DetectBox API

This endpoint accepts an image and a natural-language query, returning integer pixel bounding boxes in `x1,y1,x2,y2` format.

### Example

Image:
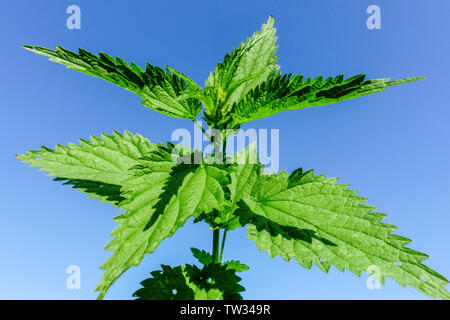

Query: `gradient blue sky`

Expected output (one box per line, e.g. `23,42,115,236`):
1,0,449,299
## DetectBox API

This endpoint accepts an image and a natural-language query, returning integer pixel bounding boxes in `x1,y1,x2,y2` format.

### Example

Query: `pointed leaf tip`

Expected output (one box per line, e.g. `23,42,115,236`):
387,77,426,87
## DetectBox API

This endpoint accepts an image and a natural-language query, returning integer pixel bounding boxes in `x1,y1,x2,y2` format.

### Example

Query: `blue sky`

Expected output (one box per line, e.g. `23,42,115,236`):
1,0,449,299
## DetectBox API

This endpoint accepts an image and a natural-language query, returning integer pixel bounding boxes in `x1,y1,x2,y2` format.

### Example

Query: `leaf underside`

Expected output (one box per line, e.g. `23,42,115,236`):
17,130,156,205
18,134,228,299
237,165,449,299
23,45,202,119
95,144,228,299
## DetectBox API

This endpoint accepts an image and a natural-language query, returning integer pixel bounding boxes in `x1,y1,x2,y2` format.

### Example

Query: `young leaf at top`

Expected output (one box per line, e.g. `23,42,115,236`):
231,73,424,124
95,144,229,299
17,131,156,205
23,45,202,120
203,16,279,128
238,168,450,299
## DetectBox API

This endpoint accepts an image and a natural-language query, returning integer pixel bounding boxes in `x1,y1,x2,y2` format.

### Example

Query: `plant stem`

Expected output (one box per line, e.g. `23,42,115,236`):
211,130,228,265
219,230,227,262
217,135,228,263
222,138,227,163
212,228,220,263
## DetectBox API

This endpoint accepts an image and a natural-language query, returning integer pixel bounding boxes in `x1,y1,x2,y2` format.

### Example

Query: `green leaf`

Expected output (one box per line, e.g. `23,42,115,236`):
17,131,156,205
133,263,245,300
95,144,229,299
191,248,213,265
227,143,260,215
223,260,250,272
203,16,279,127
190,247,249,272
184,263,245,300
133,265,195,300
23,45,202,119
231,73,425,124
219,143,261,230
240,168,450,299
192,143,261,230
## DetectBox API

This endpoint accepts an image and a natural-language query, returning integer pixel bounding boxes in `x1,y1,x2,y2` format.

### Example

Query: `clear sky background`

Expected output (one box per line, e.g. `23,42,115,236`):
1,0,449,299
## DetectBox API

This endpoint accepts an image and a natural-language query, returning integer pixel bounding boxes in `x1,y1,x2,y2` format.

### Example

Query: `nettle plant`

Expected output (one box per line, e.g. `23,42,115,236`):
19,17,449,300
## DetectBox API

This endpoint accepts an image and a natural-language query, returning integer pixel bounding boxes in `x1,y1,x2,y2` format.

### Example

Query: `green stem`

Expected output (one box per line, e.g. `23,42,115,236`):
212,228,220,263
210,130,228,265
217,136,228,263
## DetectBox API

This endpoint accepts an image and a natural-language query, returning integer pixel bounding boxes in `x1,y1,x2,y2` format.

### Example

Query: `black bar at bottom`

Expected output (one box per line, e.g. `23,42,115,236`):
0,300,447,318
